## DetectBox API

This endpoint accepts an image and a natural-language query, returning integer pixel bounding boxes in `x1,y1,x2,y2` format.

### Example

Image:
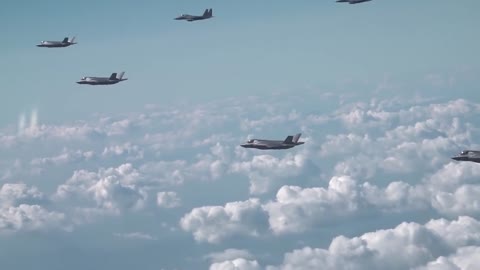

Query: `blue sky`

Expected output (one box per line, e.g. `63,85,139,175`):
1,0,479,126
2,1,480,270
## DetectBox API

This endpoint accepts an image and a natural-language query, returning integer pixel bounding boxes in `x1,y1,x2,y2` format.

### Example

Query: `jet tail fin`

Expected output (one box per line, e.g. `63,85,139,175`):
293,133,302,143
118,72,125,80
203,8,209,17
109,73,118,80
283,136,294,144
209,8,213,17
62,37,69,43
69,36,76,43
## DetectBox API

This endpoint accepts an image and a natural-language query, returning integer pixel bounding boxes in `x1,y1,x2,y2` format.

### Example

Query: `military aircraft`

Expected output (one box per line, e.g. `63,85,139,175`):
451,150,480,163
76,72,127,85
175,8,213,22
337,0,372,4
37,37,77,48
240,133,304,150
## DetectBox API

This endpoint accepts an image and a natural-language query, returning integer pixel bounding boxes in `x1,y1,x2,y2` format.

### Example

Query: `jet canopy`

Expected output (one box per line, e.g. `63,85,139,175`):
460,150,471,155
247,139,255,143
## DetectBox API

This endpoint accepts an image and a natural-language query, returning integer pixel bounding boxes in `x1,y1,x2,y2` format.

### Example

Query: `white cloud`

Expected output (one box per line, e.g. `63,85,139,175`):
206,249,254,263
264,176,429,235
2,92,480,269
180,199,268,244
267,216,480,270
31,149,95,166
0,204,66,234
210,258,261,270
102,142,144,161
55,164,147,216
113,232,157,241
0,183,66,234
418,246,480,270
0,183,44,205
231,153,312,195
157,191,181,208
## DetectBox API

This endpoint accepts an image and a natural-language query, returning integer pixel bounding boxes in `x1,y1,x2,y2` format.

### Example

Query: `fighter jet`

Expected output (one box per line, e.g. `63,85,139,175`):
37,37,77,48
337,0,372,4
175,8,213,22
240,133,304,150
451,150,480,163
76,72,127,85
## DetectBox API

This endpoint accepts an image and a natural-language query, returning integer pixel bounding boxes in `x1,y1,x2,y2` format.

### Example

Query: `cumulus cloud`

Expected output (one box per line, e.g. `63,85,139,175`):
2,92,480,270
180,199,268,244
206,249,254,263
0,183,44,205
418,246,480,270
31,149,95,166
0,183,66,234
263,176,430,235
55,164,147,217
157,191,181,208
210,258,261,270
101,142,144,161
230,152,316,195
0,205,66,234
266,216,480,270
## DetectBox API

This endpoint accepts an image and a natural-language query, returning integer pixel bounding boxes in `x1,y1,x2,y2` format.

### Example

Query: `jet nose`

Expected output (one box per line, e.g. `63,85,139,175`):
451,156,464,161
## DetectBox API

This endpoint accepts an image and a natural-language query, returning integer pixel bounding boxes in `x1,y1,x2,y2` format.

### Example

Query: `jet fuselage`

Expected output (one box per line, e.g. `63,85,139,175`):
175,9,212,22
240,132,305,150
451,150,480,163
241,139,304,150
76,77,128,85
37,38,76,48
337,0,372,4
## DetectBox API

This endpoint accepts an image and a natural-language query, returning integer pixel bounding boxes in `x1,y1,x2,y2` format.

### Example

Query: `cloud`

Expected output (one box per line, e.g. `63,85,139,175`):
113,232,157,241
0,204,66,234
101,142,144,161
180,198,268,244
210,258,261,270
2,91,480,269
263,176,429,235
230,152,316,195
418,246,480,270
0,183,44,205
55,164,147,217
266,216,480,270
206,249,254,263
157,192,181,208
31,149,95,166
0,183,66,234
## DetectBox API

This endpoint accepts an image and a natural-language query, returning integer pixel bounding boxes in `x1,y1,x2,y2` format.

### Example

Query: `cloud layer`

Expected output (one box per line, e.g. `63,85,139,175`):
2,93,480,269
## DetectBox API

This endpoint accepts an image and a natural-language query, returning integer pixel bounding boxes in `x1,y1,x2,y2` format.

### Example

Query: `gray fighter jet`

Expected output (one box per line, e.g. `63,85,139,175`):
451,150,480,163
337,0,372,4
175,9,213,22
37,37,76,48
241,133,304,150
76,72,127,85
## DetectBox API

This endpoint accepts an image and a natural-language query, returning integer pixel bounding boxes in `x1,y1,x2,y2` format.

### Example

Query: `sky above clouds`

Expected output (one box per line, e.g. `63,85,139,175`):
2,0,480,270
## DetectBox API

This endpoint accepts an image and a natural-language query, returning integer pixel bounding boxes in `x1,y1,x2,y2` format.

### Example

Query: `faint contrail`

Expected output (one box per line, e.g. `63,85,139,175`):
18,109,39,136
18,113,26,135
30,109,38,131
